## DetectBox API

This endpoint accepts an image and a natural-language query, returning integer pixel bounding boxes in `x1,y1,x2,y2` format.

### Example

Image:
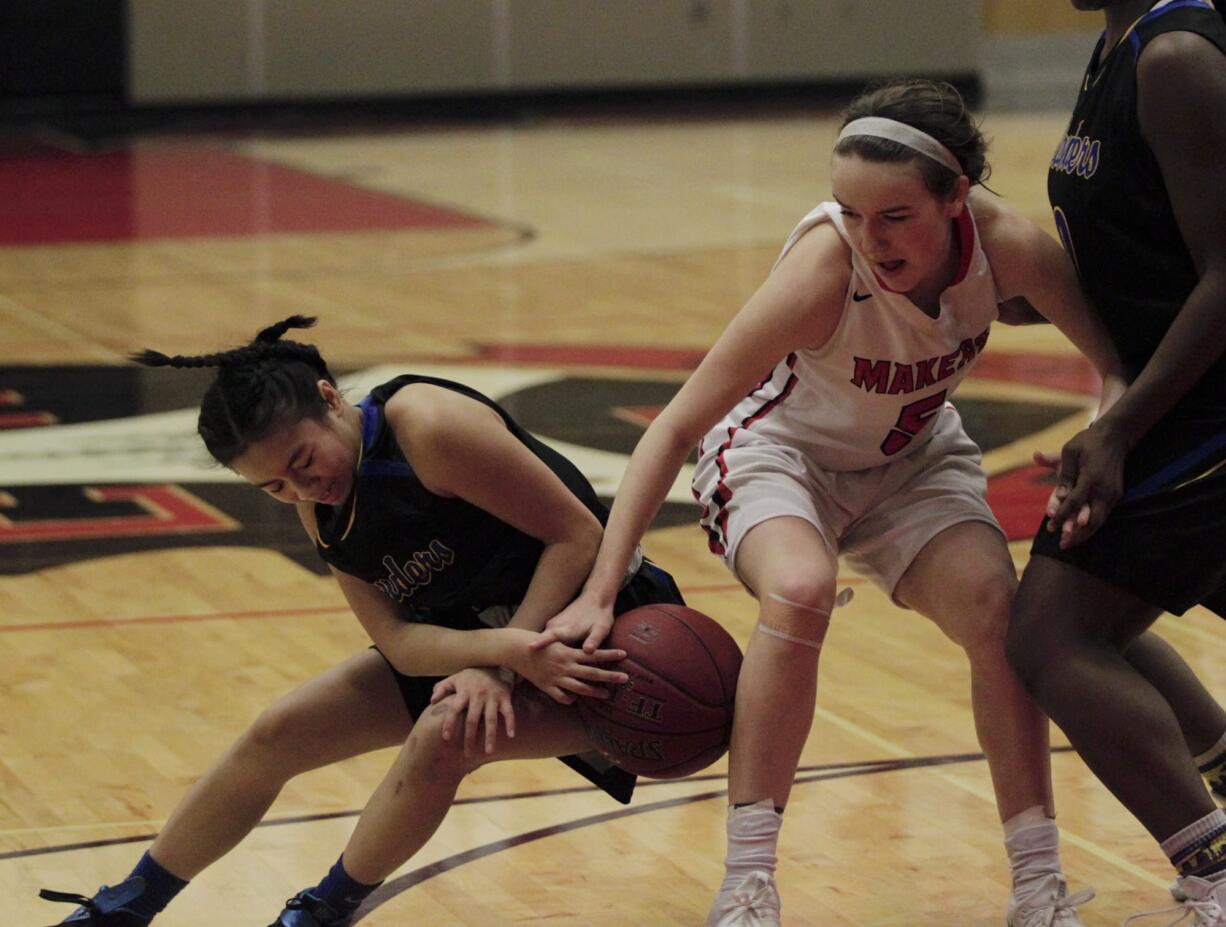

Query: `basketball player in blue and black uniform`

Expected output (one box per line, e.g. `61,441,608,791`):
37,316,684,927
1006,0,1226,921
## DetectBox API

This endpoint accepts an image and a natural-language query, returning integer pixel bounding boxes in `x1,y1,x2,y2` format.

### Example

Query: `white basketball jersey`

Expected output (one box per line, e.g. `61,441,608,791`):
700,202,999,471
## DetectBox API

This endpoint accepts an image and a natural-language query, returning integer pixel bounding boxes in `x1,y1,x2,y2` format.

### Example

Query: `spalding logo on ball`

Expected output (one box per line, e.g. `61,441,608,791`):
577,604,743,779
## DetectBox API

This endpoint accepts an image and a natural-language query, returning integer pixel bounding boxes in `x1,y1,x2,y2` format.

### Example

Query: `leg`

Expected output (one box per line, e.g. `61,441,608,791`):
728,516,837,810
897,522,1094,925
1123,632,1226,757
705,517,836,927
153,649,413,877
40,651,413,925
894,521,1051,822
1006,555,1213,842
338,685,593,884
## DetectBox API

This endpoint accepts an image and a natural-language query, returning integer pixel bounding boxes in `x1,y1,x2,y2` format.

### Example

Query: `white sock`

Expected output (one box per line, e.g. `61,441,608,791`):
719,799,782,894
1003,806,1063,892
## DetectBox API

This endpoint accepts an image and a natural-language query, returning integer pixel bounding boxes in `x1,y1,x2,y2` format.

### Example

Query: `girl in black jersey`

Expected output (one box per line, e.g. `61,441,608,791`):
1006,0,1226,921
39,317,684,927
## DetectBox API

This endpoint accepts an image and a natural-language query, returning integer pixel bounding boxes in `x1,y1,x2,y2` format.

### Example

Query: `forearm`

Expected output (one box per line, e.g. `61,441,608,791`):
508,529,602,632
582,419,693,607
1097,271,1226,446
380,623,534,678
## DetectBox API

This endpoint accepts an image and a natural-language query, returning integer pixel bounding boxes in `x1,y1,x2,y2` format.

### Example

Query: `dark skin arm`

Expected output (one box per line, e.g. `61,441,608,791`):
1048,30,1226,547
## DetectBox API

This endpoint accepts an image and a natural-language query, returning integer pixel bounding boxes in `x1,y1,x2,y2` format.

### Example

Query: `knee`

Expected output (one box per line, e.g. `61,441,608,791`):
758,575,836,642
405,700,479,777
237,701,311,760
1003,596,1049,692
951,578,1015,659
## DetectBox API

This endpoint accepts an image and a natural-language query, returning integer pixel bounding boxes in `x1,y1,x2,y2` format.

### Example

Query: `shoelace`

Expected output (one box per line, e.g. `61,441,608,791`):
725,873,778,920
39,889,98,908
1123,897,1224,927
37,889,101,926
1013,874,1095,927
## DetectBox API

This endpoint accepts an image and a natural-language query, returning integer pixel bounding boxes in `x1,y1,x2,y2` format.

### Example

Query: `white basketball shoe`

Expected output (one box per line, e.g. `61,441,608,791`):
1128,876,1226,926
706,871,781,927
1007,873,1094,927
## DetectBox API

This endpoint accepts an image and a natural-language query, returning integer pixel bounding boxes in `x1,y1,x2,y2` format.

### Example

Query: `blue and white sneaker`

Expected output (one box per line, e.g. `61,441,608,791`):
270,890,353,927
39,878,152,926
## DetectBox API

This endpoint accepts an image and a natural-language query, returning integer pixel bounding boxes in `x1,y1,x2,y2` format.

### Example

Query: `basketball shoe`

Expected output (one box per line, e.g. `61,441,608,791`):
38,879,152,925
270,889,353,927
706,871,781,927
1128,875,1226,926
1006,873,1093,927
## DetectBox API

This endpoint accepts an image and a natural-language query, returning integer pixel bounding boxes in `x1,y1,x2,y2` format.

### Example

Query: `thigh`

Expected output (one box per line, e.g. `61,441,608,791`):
843,407,1003,602
734,514,839,603
1013,554,1163,649
894,520,1017,644
1030,418,1226,616
252,648,414,766
693,439,837,579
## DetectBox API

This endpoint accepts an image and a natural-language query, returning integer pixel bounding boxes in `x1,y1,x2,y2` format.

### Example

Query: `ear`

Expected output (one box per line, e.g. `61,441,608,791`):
317,379,343,413
945,174,971,217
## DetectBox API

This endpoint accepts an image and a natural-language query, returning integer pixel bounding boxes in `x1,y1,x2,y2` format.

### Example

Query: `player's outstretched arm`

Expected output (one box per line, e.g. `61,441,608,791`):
537,222,853,653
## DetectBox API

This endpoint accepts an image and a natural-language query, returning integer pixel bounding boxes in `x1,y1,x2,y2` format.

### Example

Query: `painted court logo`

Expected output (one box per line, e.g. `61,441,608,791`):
1050,121,1101,179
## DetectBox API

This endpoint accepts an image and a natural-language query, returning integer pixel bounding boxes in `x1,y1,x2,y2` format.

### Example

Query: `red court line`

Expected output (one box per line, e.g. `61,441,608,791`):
0,604,350,634
0,579,872,633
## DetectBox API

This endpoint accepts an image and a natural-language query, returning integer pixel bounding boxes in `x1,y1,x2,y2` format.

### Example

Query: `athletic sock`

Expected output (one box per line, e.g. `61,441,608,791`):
719,799,782,894
1003,806,1064,893
312,855,383,917
1163,809,1226,880
1195,732,1226,796
124,851,189,918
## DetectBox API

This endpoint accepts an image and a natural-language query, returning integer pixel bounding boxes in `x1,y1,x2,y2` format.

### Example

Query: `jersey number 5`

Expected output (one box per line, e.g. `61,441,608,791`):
881,390,947,456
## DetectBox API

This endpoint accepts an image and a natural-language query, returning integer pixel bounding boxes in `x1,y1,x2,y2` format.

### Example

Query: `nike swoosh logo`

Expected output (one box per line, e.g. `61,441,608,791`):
852,291,873,302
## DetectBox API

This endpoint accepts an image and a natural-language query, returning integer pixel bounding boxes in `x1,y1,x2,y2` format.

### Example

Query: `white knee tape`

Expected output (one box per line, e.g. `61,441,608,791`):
757,622,824,650
767,592,832,618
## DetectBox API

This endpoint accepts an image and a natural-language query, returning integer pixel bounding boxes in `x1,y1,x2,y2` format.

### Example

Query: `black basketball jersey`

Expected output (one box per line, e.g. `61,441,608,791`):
1048,0,1226,412
313,375,607,617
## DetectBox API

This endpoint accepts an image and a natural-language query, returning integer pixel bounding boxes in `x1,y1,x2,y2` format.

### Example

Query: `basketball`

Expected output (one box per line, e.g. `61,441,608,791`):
576,604,742,779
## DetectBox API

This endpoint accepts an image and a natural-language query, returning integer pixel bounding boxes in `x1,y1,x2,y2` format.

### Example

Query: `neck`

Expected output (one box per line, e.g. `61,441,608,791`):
1103,0,1157,47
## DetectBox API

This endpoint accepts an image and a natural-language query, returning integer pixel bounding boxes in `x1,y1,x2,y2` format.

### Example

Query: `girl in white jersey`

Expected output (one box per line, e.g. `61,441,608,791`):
534,80,1120,927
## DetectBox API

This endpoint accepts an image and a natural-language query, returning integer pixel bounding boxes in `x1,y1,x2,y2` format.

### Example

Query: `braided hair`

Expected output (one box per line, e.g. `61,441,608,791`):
132,316,336,465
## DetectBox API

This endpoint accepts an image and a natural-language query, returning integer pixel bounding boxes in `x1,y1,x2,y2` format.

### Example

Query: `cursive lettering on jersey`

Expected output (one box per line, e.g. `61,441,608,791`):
375,539,457,602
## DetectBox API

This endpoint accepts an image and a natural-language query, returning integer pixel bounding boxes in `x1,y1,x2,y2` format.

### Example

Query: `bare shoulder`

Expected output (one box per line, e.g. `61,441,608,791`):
383,383,501,441
382,382,505,482
770,218,854,314
969,191,1067,301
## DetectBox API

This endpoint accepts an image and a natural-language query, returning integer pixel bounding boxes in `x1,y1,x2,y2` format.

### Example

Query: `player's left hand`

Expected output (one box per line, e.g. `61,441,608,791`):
1042,422,1127,548
430,667,515,756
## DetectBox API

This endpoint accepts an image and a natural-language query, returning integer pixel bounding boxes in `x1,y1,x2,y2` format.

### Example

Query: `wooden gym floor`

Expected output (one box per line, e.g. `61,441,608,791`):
1,102,1223,926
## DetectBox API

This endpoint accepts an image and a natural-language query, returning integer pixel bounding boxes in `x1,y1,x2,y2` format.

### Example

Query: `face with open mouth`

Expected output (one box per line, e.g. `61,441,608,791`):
829,153,966,299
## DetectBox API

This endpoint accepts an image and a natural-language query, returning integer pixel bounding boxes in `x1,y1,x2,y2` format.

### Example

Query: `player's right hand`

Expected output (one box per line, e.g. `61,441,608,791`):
532,595,615,654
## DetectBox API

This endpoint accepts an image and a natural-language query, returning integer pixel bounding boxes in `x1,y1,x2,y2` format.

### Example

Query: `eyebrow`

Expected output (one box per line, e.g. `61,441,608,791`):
833,196,913,214
255,445,305,489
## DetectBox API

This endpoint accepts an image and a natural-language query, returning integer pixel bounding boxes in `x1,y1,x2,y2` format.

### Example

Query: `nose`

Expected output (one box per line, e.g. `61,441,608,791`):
286,473,317,501
864,218,890,251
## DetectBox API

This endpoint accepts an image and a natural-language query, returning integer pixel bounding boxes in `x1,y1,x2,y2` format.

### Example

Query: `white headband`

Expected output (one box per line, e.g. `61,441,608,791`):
837,117,963,175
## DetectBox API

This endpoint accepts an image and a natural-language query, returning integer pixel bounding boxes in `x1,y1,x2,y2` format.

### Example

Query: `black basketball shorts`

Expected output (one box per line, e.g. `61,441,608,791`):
1029,414,1226,617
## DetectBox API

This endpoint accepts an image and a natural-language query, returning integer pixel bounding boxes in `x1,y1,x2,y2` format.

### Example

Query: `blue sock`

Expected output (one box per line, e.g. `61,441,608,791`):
124,851,189,917
312,855,382,916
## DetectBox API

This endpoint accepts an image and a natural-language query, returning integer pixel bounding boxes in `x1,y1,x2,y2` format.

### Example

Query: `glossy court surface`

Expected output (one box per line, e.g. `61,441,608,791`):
2,102,1222,925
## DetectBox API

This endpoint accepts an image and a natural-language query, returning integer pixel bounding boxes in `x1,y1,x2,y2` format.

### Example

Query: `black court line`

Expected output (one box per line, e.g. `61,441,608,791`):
353,748,1073,921
14,748,1076,922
